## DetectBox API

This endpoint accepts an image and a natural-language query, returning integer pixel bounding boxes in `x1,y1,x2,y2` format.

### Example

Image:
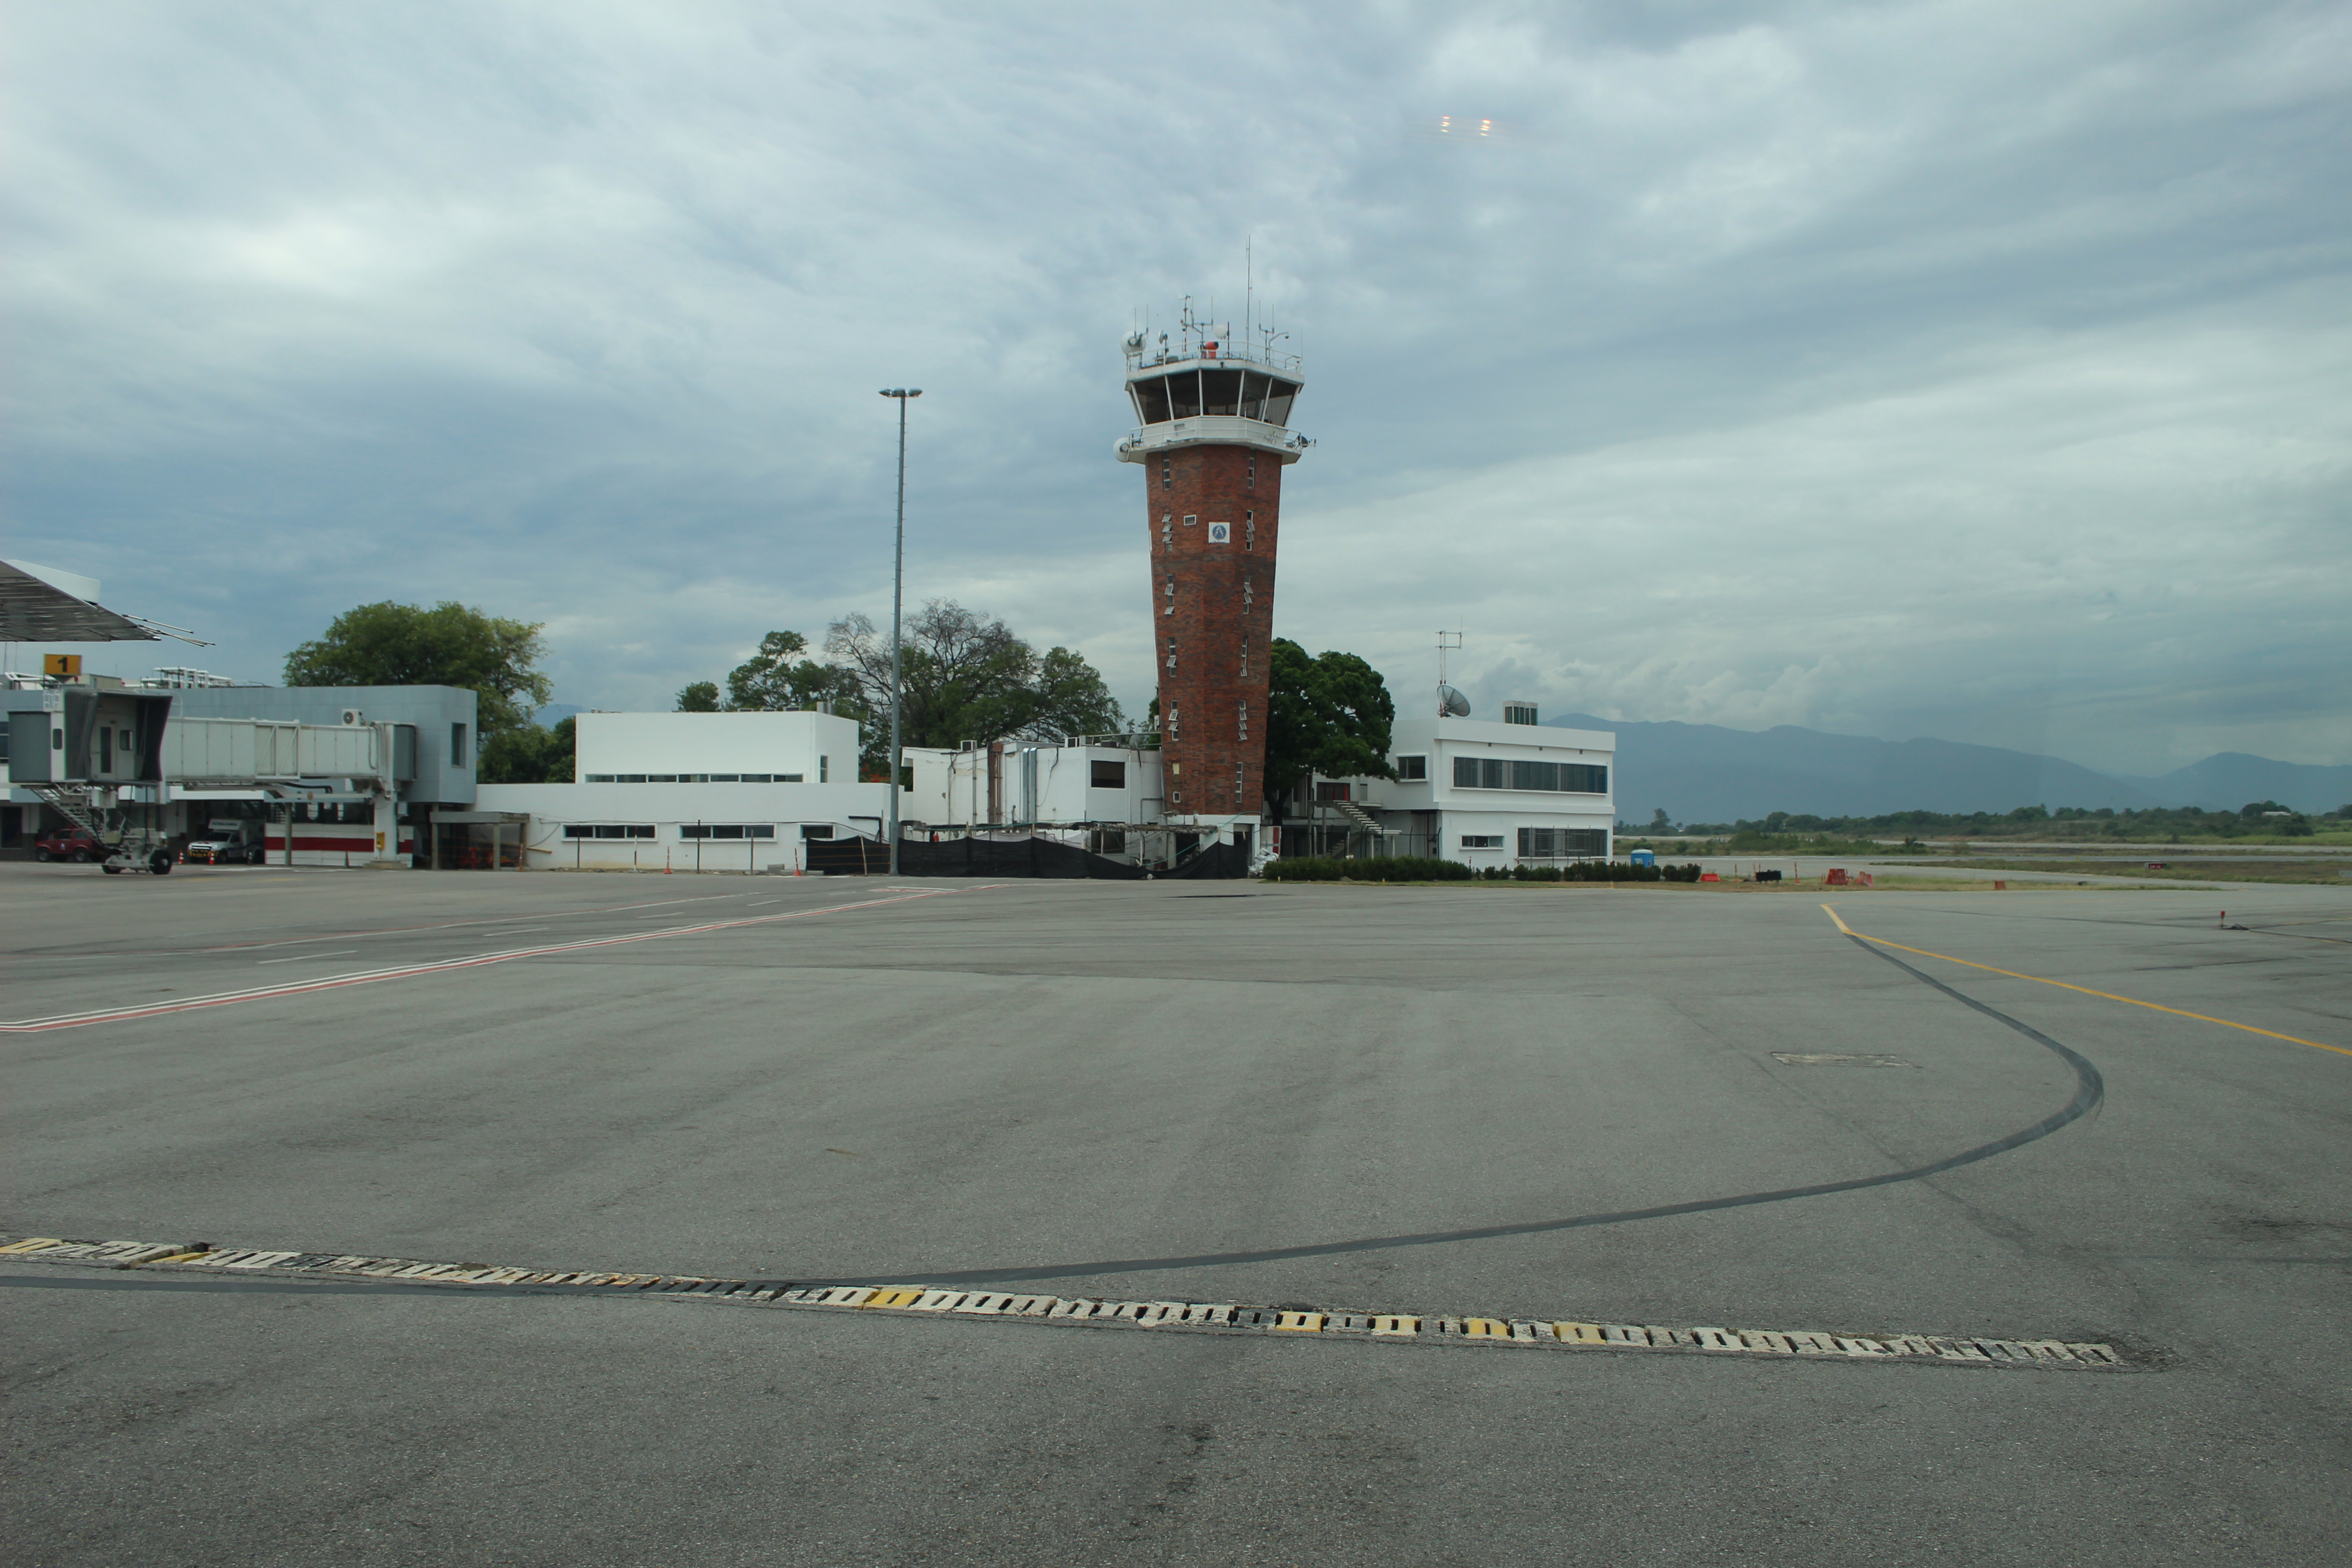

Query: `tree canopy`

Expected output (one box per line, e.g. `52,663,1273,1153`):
284,600,552,742
825,600,1123,767
725,630,864,717
479,715,574,784
675,681,721,712
1262,639,1396,820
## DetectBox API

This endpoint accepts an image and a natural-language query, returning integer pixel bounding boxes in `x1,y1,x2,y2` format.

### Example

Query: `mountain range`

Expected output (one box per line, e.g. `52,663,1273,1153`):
1541,715,2352,823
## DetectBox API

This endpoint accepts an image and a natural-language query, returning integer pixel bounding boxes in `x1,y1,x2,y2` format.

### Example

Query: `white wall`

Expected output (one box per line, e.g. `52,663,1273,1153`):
574,710,862,783
476,779,895,870
906,743,1164,829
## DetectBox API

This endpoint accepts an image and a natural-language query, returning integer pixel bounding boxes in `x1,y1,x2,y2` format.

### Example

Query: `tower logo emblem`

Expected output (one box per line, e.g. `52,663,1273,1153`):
1206,521,1231,544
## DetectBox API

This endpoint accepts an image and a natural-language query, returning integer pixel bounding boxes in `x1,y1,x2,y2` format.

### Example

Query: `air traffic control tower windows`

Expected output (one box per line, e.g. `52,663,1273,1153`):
1127,372,1302,428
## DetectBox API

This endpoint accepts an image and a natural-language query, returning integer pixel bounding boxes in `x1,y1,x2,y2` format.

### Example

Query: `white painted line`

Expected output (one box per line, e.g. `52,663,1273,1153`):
256,951,359,965
1,888,980,1034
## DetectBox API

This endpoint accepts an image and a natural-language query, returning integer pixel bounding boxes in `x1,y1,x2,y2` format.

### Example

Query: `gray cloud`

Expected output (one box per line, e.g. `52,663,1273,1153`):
5,0,2345,773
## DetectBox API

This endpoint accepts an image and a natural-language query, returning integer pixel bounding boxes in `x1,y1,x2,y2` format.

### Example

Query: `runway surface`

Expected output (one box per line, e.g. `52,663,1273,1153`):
5,863,2347,1565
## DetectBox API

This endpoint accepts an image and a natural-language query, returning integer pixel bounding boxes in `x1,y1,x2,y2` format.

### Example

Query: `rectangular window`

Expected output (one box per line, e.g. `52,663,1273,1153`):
584,774,615,783
1262,379,1298,427
1460,834,1503,849
818,756,829,783
615,774,647,784
568,824,655,840
451,723,468,764
741,774,772,783
681,824,777,840
1161,456,1171,490
1090,760,1127,789
801,823,834,839
1451,756,1608,793
1200,368,1242,416
1239,372,1267,420
1503,702,1539,725
707,773,740,782
1133,376,1173,424
778,773,803,783
1396,755,1427,780
1519,827,1607,857
1316,781,1351,801
1171,371,1203,419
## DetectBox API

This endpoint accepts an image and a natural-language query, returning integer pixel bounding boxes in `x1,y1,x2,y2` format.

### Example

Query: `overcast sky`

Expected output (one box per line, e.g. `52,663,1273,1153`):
7,1,2346,774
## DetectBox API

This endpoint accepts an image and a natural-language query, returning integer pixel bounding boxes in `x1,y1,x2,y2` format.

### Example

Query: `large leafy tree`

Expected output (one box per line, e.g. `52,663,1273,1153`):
725,630,864,717
284,601,552,744
676,681,722,712
1262,638,1397,820
825,600,1123,770
479,715,575,784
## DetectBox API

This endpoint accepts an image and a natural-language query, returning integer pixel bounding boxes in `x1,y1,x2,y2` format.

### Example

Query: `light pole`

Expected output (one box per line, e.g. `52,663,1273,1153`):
879,388,921,875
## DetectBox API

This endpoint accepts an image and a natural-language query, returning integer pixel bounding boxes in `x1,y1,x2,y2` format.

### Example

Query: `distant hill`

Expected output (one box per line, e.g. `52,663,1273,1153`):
1544,713,2172,823
2125,753,2352,815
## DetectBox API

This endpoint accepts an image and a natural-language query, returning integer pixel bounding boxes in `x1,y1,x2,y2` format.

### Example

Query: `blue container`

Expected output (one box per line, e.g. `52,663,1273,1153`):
1629,848,1656,867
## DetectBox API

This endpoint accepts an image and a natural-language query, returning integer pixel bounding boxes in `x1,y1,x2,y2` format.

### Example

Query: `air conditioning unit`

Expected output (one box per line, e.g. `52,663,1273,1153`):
340,709,364,726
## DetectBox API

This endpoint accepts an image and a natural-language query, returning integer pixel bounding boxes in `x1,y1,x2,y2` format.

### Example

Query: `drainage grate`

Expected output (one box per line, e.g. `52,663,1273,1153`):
0,1235,2132,1372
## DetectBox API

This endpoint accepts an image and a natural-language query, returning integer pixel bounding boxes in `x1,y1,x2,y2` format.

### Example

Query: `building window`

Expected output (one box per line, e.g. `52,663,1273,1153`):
1182,514,1197,527
1161,457,1171,490
1166,638,1177,671
451,722,468,764
1451,755,1607,794
1245,512,1254,549
564,824,654,840
1460,834,1504,849
681,824,777,839
584,774,615,783
1090,759,1127,789
1503,702,1539,725
778,773,803,783
707,773,740,782
801,824,834,839
1247,454,1255,489
819,756,829,783
1519,827,1608,858
1396,755,1427,780
1316,781,1351,802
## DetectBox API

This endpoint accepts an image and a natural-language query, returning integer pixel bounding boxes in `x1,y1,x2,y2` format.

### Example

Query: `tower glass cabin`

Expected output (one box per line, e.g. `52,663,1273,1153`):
1115,317,1310,831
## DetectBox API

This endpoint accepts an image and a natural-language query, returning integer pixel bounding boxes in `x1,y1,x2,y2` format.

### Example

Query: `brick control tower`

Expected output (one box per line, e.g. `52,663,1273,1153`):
1116,301,1311,840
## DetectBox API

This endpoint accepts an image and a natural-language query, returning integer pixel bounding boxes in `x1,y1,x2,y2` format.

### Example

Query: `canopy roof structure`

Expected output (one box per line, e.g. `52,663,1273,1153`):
0,559,167,643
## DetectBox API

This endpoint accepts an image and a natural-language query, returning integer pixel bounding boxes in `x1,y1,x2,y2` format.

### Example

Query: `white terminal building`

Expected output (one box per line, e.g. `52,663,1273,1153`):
471,700,1609,873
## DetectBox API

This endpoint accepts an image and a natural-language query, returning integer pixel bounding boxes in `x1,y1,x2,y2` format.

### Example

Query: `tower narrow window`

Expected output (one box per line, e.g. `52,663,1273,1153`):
1245,512,1254,550
1164,577,1176,615
1160,512,1173,548
1248,454,1255,490
1161,456,1171,491
1166,638,1177,671
1243,576,1253,608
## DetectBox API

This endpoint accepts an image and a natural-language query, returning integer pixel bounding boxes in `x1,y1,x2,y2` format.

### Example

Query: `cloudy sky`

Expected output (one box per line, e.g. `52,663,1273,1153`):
8,1,2346,774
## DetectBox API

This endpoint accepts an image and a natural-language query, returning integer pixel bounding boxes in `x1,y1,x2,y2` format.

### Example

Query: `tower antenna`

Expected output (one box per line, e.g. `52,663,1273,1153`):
1245,237,1252,342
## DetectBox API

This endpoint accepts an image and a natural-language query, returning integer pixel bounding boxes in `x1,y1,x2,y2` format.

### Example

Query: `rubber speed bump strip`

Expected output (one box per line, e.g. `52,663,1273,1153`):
0,1235,2130,1371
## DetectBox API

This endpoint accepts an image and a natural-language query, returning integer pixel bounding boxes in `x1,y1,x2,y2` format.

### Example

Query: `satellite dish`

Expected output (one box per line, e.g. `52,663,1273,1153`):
1439,685,1471,718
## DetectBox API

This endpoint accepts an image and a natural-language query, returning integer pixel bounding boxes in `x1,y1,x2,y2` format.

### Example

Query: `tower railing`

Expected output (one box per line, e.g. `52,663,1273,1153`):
1125,340,1303,376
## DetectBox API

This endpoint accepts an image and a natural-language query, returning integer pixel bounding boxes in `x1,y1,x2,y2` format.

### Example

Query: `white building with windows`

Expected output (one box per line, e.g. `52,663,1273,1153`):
1287,705,1614,868
476,710,896,871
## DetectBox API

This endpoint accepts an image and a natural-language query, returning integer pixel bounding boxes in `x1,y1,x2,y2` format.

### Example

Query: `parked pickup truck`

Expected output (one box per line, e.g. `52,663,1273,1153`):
184,820,268,865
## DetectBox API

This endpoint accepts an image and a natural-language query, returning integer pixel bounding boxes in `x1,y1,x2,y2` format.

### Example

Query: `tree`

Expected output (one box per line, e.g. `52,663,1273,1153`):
1262,639,1396,821
825,600,1123,770
725,630,863,716
676,681,721,712
284,601,552,744
480,716,574,784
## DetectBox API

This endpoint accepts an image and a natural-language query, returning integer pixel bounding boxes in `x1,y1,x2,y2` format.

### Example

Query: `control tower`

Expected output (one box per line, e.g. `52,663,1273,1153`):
1116,302,1311,839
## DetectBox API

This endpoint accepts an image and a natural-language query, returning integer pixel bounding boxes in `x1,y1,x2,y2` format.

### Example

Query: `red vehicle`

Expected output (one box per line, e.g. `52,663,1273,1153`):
32,826,101,863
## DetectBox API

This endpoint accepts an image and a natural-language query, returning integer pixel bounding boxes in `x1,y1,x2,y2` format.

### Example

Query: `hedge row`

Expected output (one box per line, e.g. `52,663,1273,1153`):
1261,857,1704,884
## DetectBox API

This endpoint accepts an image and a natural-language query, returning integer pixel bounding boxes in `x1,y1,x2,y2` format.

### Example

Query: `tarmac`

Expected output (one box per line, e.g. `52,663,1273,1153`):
4,862,2347,1565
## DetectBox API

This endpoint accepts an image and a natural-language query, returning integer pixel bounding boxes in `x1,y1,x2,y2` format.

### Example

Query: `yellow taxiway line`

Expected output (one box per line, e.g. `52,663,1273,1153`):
1821,903,2347,1059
